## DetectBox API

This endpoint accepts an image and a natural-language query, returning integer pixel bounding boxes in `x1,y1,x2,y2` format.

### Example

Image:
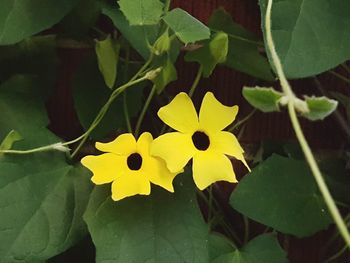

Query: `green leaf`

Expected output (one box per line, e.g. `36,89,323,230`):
0,0,80,45
242,86,283,112
73,54,144,139
163,8,210,44
95,36,120,89
231,155,332,237
321,158,350,205
0,36,57,90
212,234,287,263
0,154,92,262
0,76,50,146
209,233,235,261
282,142,303,160
259,0,350,78
153,57,177,94
209,8,274,81
302,96,338,121
0,130,22,151
118,0,164,26
185,32,228,77
84,175,210,263
153,30,171,55
0,76,92,261
58,0,102,38
102,3,158,59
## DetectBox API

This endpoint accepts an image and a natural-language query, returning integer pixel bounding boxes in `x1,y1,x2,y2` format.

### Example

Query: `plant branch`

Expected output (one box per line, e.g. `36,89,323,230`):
164,0,171,13
0,143,69,155
123,92,132,133
313,77,350,144
211,29,264,47
189,65,203,97
131,53,154,82
325,244,348,263
228,109,256,132
329,70,350,85
135,85,156,137
341,63,350,75
71,75,149,158
266,0,350,248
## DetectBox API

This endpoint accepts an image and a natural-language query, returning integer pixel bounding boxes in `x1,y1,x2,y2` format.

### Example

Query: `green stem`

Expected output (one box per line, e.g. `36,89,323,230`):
341,63,350,75
207,186,214,229
123,93,132,133
189,65,203,97
71,75,149,158
0,144,67,155
243,216,250,244
197,190,240,246
122,44,132,133
329,70,350,85
228,109,256,132
135,85,156,137
313,77,350,144
211,29,264,47
345,214,350,223
266,0,350,248
160,123,168,135
1,62,155,157
131,53,154,82
92,27,107,38
325,244,348,263
0,130,89,155
119,57,143,65
164,0,171,12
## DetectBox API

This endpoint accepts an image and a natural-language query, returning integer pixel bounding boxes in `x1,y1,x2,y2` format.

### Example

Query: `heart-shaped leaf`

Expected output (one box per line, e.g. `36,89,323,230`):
118,0,164,26
185,32,229,77
163,8,210,44
259,0,350,78
0,0,80,45
209,9,274,81
0,76,92,262
212,234,287,263
231,155,332,237
84,175,210,263
102,3,159,59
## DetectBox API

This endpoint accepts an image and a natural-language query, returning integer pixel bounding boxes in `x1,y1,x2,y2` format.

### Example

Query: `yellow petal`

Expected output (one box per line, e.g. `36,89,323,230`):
158,92,199,133
199,92,238,132
133,132,179,192
96,133,136,155
136,132,153,155
111,173,151,201
148,157,180,192
151,132,195,173
192,151,237,190
81,153,125,185
210,131,250,171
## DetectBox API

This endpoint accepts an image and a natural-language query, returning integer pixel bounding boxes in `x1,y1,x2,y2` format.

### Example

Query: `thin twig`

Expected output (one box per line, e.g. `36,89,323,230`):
329,71,350,85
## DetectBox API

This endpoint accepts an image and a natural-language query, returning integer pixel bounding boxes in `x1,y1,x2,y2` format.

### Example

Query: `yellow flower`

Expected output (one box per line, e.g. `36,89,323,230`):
81,132,178,201
151,92,250,190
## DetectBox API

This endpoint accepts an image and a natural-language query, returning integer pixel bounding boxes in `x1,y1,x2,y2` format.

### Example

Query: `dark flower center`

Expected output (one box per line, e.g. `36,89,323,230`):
127,153,143,170
192,131,210,151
